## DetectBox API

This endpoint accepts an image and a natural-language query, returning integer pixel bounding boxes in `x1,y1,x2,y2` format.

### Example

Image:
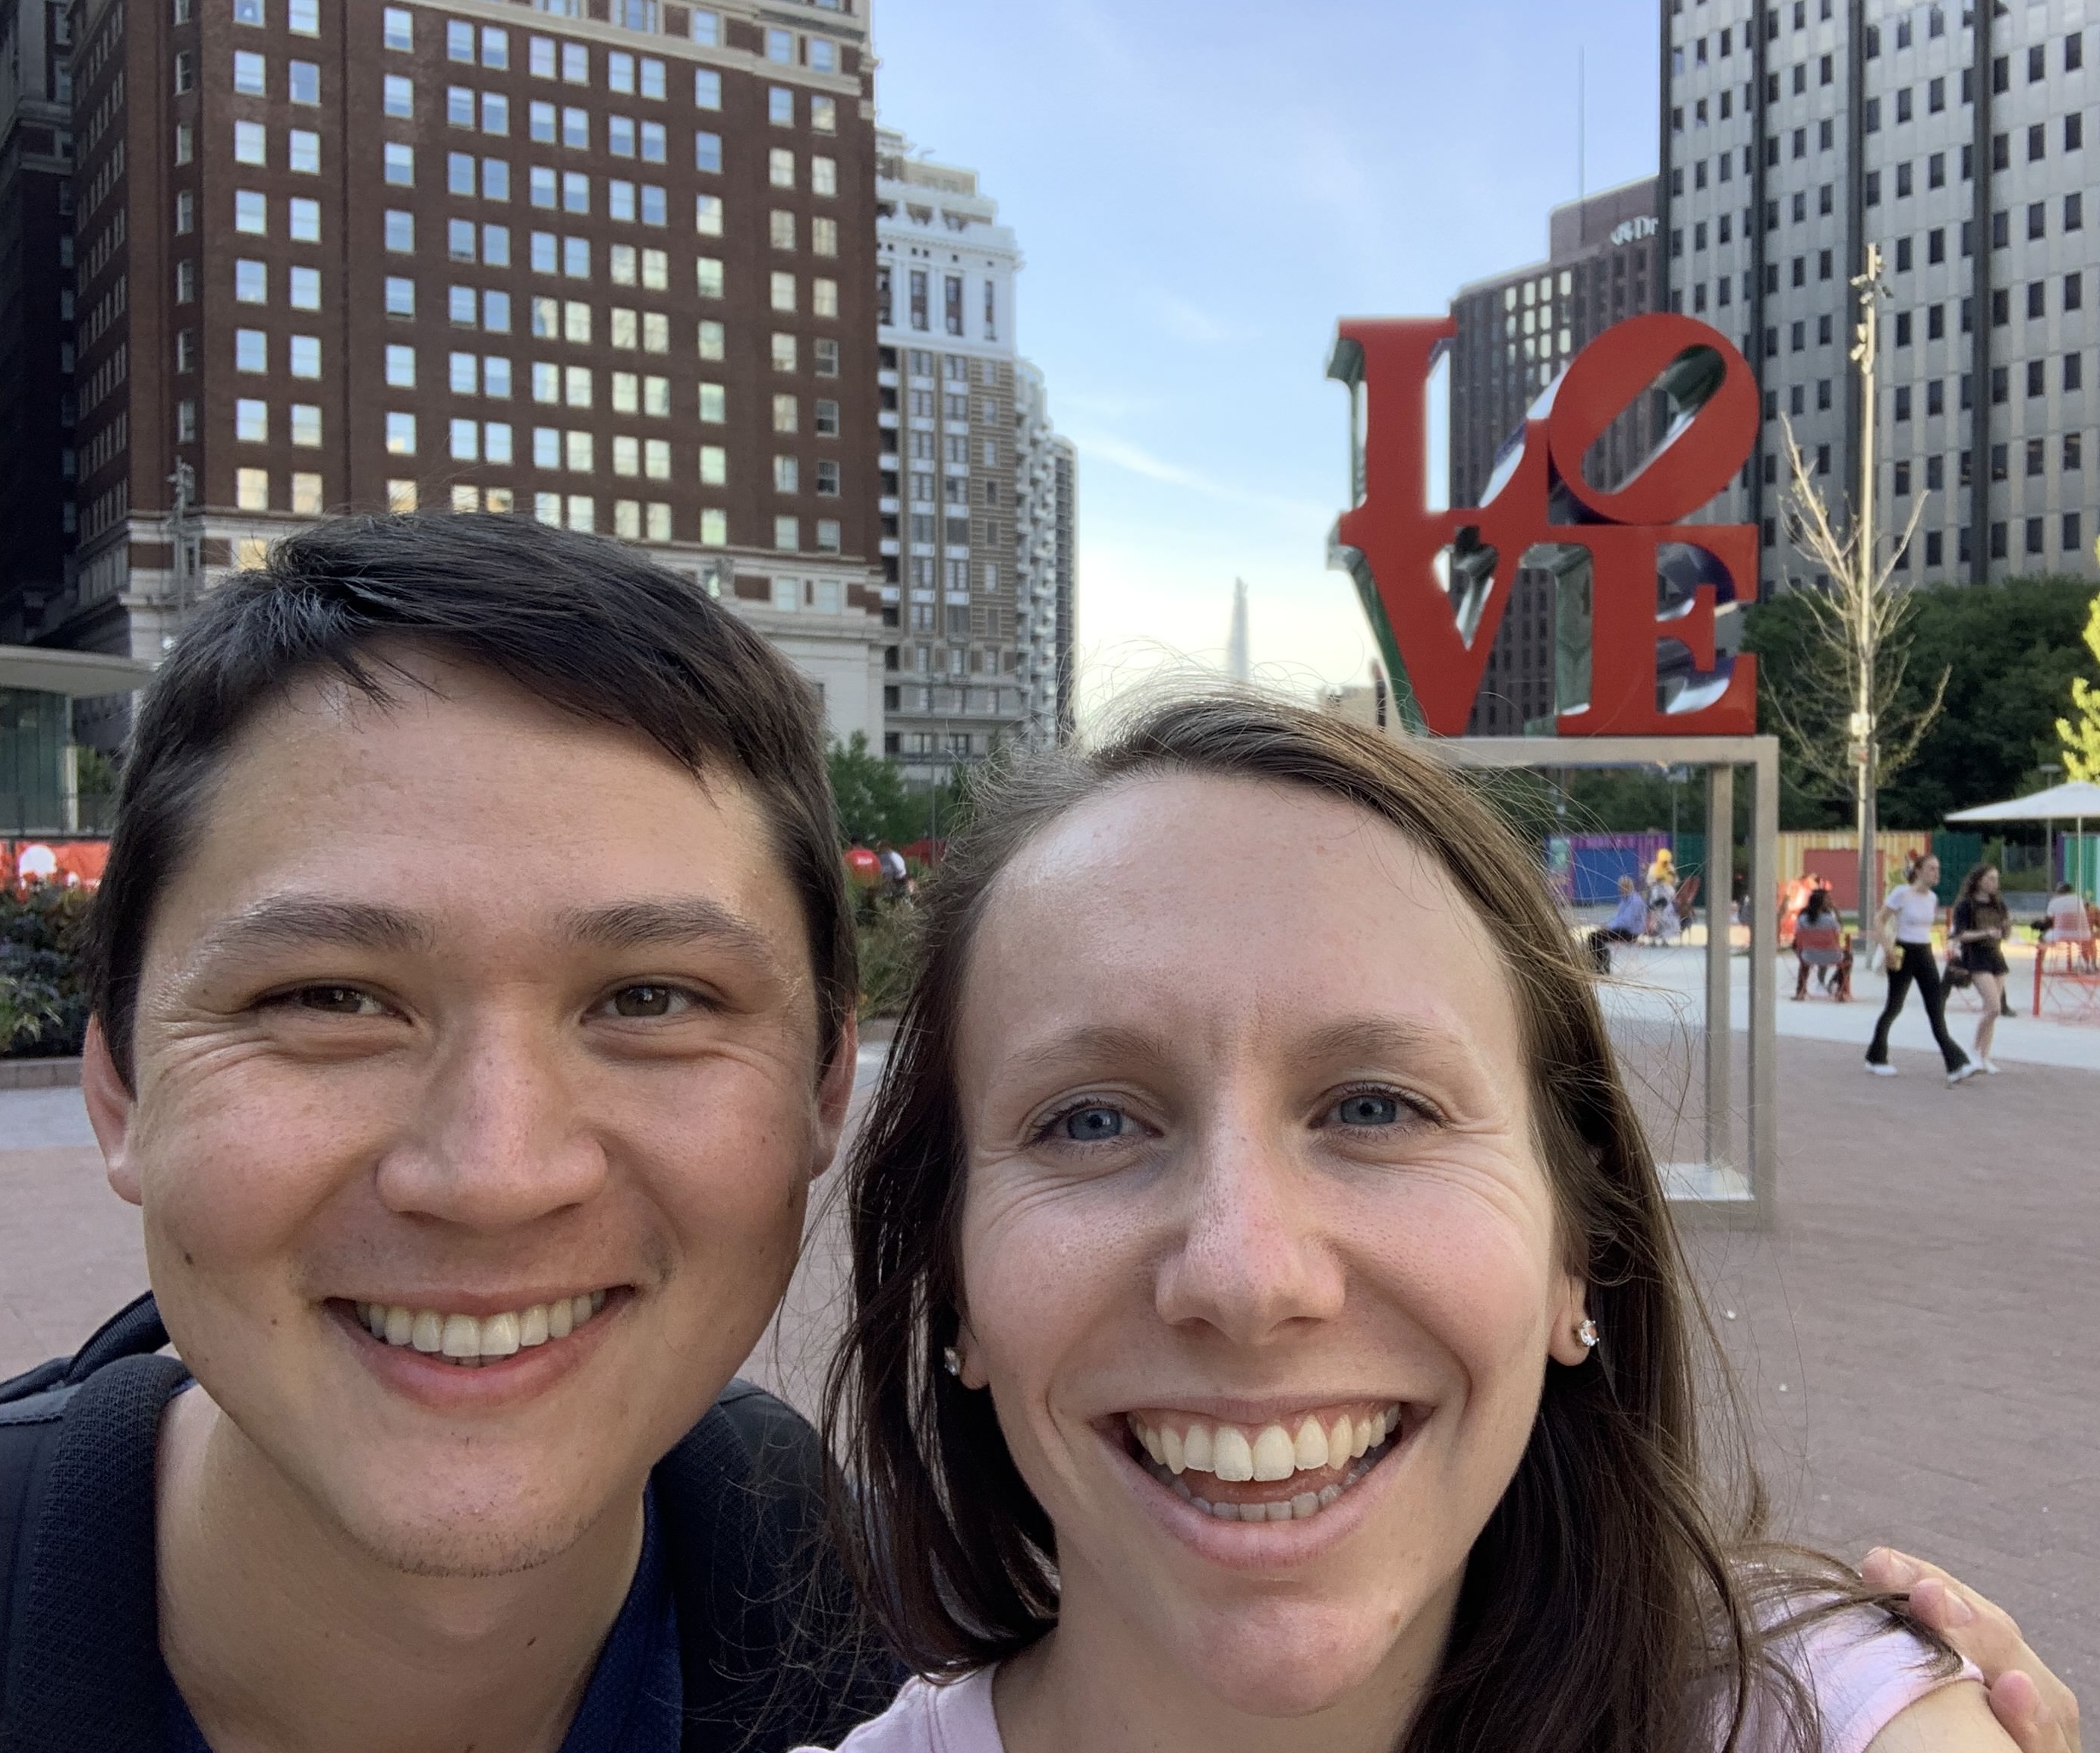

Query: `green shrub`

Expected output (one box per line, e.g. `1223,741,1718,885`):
1,883,95,1057
855,899,920,1020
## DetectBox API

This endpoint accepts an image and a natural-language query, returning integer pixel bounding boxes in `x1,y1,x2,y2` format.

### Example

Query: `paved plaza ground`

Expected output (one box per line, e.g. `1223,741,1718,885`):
3,964,2093,1687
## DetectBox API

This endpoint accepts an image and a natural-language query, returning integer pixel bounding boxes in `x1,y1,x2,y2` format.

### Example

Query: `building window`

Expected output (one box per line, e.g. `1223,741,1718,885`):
386,345,416,388
235,190,268,235
769,87,794,126
770,209,798,250
700,445,726,485
290,404,322,448
773,393,798,433
699,383,726,423
290,129,320,173
696,195,725,237
289,61,320,105
235,468,269,511
385,143,414,187
775,515,800,551
770,272,797,313
235,398,269,443
235,259,268,303
386,276,416,319
235,121,266,167
236,329,267,373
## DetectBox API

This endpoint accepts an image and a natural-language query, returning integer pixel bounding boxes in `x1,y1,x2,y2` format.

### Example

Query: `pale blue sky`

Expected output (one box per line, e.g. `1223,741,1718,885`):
870,0,1664,707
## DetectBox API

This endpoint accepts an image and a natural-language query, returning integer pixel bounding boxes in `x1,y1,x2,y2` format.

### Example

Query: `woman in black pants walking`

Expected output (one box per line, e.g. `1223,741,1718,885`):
1865,853,1977,1084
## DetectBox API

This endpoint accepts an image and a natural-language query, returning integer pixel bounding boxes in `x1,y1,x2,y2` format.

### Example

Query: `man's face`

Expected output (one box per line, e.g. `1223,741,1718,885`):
87,654,851,1576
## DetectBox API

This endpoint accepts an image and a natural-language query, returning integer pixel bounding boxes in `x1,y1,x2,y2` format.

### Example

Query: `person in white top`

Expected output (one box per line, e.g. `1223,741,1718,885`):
1865,855,1978,1084
801,697,2058,1753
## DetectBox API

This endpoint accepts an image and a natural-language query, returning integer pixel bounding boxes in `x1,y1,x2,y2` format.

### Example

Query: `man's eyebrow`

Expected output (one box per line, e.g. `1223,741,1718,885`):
189,897,436,965
559,897,779,963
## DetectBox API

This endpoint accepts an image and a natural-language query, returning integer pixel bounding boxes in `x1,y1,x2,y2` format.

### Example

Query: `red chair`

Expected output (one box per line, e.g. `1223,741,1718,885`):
1792,921,1853,1001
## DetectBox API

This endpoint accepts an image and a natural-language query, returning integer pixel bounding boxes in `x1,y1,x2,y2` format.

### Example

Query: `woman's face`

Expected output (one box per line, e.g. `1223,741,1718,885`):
951,774,1589,1718
1917,855,1941,887
1980,867,2001,899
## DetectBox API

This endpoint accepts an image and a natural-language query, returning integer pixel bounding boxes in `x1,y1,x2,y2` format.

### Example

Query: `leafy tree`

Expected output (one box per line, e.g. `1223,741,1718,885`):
2057,585,2100,783
828,732,916,847
1746,575,2100,826
827,733,977,851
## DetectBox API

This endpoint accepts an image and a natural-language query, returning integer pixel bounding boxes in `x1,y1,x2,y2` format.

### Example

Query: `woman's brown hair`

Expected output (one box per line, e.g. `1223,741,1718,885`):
823,691,1938,1753
1954,863,2003,911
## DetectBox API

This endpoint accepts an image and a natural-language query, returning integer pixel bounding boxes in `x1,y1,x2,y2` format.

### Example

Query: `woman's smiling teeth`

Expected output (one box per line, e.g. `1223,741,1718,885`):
1123,1405,1406,1522
349,1292,609,1367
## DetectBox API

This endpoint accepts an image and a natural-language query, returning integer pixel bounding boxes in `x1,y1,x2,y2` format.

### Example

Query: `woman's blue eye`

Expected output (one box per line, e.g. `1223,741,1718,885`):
1334,1094,1402,1127
1061,1106,1127,1142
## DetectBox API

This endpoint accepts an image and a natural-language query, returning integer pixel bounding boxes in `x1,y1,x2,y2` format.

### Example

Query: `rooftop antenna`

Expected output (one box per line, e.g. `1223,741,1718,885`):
1577,47,1588,207
1227,579,1251,683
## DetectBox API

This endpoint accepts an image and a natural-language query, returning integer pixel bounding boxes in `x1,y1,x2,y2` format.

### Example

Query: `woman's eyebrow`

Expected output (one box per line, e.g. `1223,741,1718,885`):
989,1021,1167,1081
1292,1015,1490,1077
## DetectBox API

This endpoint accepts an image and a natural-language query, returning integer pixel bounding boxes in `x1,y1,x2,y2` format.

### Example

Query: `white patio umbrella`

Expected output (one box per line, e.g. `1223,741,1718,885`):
1947,779,2100,898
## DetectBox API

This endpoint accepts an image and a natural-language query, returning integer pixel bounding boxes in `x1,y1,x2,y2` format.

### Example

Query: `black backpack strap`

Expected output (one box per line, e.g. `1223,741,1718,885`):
0,1291,168,1408
0,1293,184,1753
657,1380,902,1751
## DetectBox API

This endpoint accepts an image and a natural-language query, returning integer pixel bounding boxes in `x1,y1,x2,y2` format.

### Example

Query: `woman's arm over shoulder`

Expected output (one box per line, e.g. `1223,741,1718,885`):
1866,1681,2020,1752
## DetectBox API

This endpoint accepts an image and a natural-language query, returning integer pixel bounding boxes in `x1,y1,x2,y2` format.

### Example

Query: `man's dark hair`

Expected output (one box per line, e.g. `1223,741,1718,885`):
89,513,854,1084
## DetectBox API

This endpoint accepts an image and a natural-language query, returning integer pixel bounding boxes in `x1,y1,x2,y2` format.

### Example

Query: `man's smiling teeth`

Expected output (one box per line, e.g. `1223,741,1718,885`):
1124,1406,1404,1522
351,1292,608,1367
1126,1407,1400,1481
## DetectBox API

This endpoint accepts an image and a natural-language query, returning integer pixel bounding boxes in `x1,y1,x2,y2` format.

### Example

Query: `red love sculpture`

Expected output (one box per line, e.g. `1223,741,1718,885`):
1328,312,1760,738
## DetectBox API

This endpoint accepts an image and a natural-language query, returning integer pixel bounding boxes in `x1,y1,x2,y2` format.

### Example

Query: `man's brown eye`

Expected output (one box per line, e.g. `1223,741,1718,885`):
612,986,678,1018
298,987,374,1015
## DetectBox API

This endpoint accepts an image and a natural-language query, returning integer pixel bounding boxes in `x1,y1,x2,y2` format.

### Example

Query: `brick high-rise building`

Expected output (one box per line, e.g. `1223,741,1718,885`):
0,1,80,642
1661,0,2098,591
40,0,888,751
1447,178,1661,733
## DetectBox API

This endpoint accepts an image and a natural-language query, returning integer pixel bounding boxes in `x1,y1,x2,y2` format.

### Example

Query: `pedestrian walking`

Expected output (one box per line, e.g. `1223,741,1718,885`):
1949,863,2011,1072
1645,848,1682,944
1865,854,1977,1083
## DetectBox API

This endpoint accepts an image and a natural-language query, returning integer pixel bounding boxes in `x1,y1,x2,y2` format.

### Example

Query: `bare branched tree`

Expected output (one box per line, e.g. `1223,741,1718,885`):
1764,244,1950,924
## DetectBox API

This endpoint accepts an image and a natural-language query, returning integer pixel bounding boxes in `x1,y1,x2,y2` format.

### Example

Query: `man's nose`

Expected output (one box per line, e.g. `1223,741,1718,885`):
373,1015,608,1227
1151,1122,1346,1346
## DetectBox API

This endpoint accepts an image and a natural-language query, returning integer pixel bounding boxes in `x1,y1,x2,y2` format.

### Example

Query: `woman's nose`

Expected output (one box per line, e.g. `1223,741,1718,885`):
1151,1125,1346,1345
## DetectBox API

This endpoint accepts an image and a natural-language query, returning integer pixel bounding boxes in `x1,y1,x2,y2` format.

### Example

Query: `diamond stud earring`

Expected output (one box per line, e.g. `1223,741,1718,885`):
1577,1317,1600,1350
942,1346,962,1378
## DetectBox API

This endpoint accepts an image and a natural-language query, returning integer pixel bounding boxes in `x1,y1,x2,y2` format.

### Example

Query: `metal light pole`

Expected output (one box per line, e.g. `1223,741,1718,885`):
1850,245,1887,926
167,459,198,637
